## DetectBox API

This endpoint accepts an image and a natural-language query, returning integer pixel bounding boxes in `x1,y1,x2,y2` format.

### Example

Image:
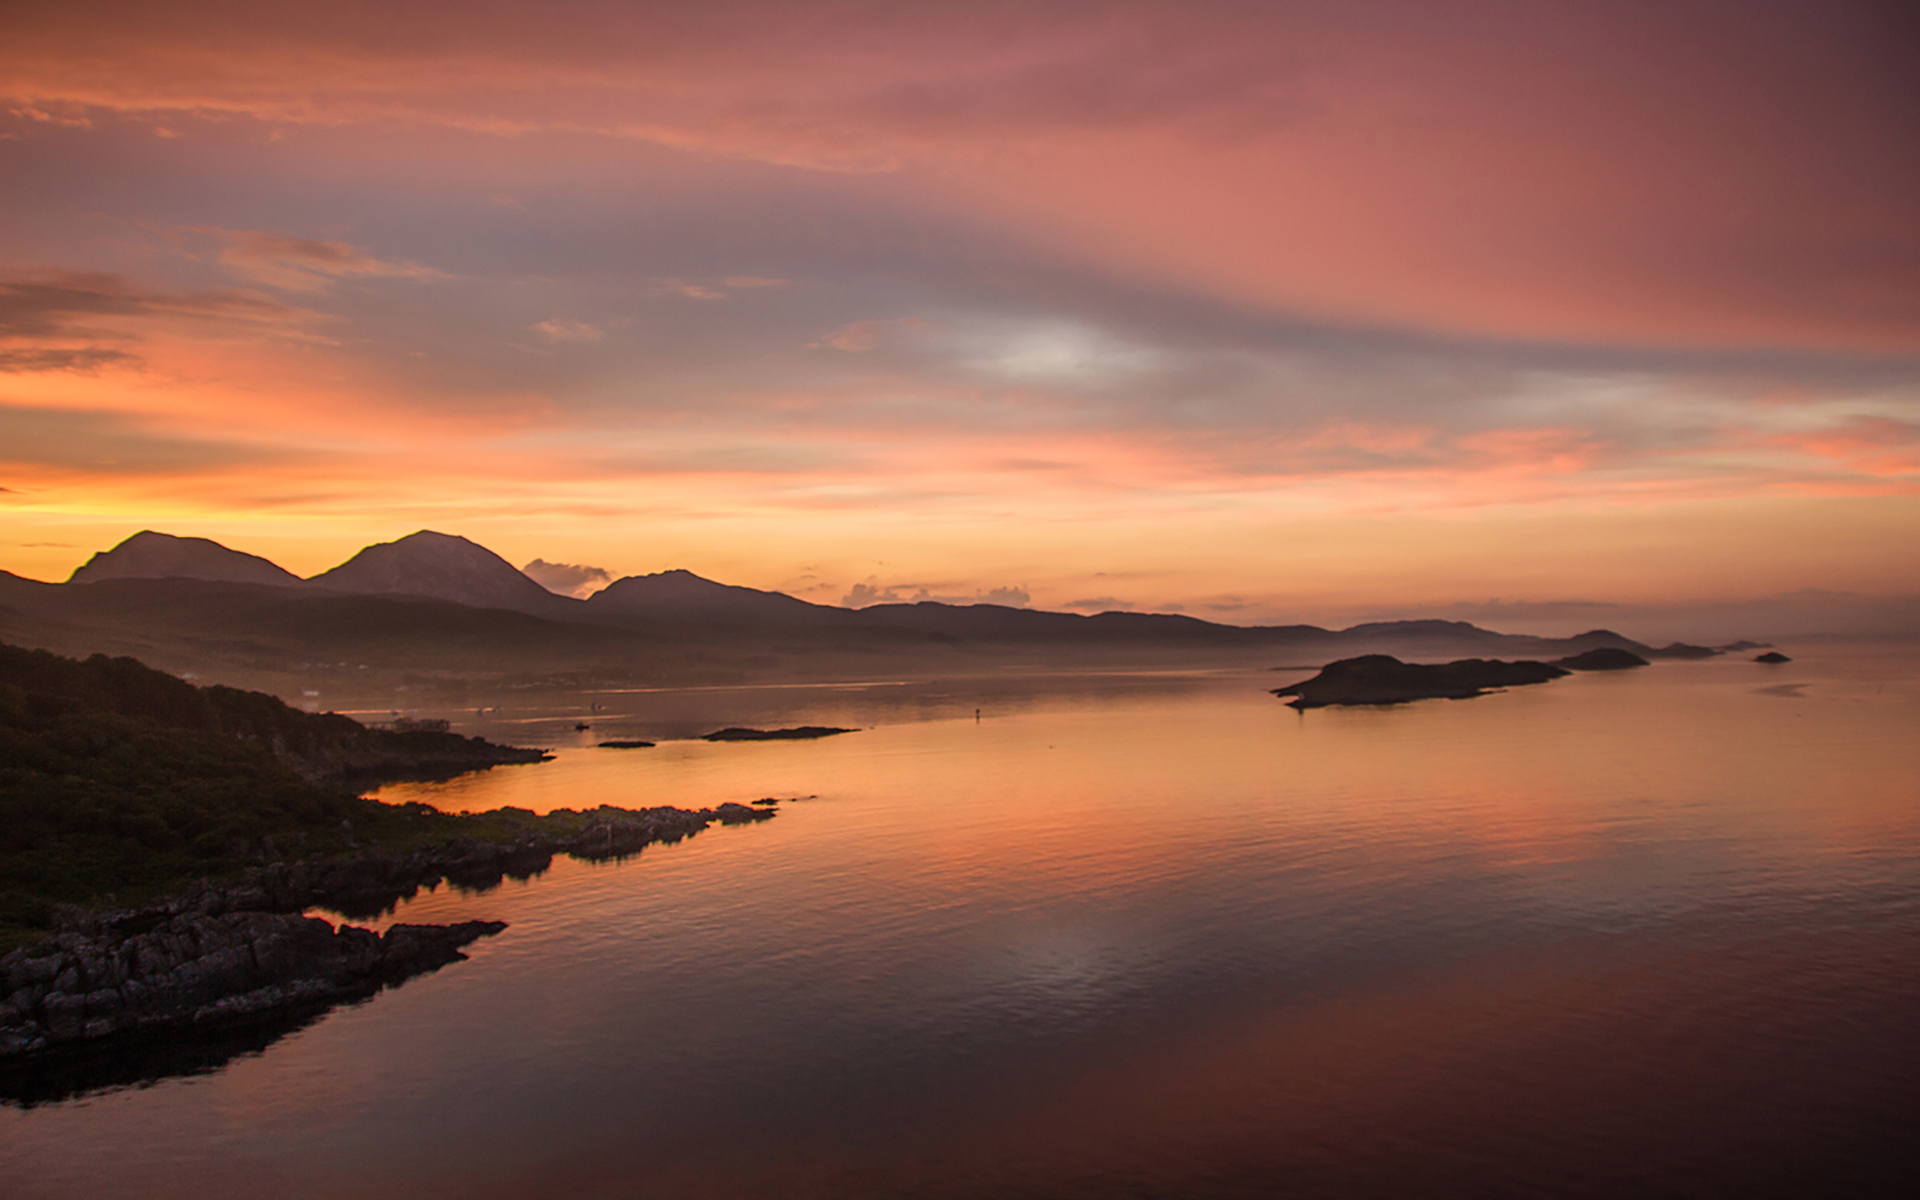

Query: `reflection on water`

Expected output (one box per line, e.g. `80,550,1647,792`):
4,645,1918,1198
0,1003,341,1109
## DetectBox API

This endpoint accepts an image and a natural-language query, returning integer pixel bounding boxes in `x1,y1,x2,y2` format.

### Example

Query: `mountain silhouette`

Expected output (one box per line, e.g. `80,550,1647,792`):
585,569,850,626
307,531,566,614
851,602,1269,643
67,531,305,588
14,529,1678,694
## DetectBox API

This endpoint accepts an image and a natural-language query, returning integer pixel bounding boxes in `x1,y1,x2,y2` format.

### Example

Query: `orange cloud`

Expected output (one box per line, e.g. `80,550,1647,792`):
531,318,602,343
810,318,933,353
1768,417,1920,477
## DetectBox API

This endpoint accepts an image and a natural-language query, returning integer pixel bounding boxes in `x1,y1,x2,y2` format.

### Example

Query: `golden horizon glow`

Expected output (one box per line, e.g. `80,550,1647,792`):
3,1,1916,638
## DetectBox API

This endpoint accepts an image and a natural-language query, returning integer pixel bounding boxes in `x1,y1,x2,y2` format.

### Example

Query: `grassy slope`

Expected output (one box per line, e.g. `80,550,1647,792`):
0,643,556,946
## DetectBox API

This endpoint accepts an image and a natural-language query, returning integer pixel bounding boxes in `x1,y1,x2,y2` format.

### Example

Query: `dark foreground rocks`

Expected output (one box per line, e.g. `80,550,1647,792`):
0,912,502,1060
703,726,857,741
1273,655,1570,709
134,803,777,921
1555,647,1651,670
0,801,773,1076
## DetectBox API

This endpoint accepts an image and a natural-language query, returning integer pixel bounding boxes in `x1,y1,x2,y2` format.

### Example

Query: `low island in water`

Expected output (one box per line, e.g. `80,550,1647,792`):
1274,654,1571,708
1273,646,1665,708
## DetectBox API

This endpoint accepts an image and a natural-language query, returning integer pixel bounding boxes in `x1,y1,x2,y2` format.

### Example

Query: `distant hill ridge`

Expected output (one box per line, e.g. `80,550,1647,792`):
584,568,844,626
39,529,1661,654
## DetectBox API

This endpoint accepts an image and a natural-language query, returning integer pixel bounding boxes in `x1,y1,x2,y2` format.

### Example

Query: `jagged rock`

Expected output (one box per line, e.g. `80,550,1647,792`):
3,800,773,1068
0,912,504,1059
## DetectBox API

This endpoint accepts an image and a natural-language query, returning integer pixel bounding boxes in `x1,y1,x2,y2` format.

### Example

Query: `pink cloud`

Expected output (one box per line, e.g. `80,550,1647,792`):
202,229,446,293
810,318,932,353
1768,417,1920,477
5,3,1912,352
531,318,603,343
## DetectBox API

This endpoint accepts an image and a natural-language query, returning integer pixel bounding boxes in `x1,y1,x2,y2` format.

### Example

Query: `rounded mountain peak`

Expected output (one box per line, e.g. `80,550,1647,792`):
308,531,560,613
67,530,304,587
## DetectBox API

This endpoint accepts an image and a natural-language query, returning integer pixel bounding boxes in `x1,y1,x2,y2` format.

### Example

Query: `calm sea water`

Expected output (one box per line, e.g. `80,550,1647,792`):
5,645,1918,1198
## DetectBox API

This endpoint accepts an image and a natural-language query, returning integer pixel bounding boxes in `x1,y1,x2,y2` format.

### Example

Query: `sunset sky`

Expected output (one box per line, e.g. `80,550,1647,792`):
2,0,1915,635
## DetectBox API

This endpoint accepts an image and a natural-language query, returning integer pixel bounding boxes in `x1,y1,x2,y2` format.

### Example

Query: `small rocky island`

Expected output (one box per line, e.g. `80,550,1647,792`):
703,726,858,741
1554,647,1650,670
1755,651,1792,663
1645,642,1720,659
1273,654,1571,709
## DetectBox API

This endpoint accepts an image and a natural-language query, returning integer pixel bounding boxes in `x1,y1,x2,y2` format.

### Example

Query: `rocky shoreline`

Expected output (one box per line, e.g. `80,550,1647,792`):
0,802,773,1072
0,912,503,1060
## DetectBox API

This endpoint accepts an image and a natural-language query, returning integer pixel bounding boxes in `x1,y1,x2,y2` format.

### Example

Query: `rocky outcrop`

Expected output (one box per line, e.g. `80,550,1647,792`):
0,912,502,1059
0,801,773,1068
703,726,857,741
1272,655,1570,709
87,804,774,922
1755,651,1792,663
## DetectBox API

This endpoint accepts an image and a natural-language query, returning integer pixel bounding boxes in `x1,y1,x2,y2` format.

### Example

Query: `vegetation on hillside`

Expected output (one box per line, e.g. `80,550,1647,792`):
0,643,546,945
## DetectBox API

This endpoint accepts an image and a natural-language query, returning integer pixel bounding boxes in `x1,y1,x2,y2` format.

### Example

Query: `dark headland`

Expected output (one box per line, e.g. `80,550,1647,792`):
1273,655,1570,709
0,641,774,1088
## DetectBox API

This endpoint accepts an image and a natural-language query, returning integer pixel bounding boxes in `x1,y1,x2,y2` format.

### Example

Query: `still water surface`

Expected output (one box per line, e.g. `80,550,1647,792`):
6,646,1919,1197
